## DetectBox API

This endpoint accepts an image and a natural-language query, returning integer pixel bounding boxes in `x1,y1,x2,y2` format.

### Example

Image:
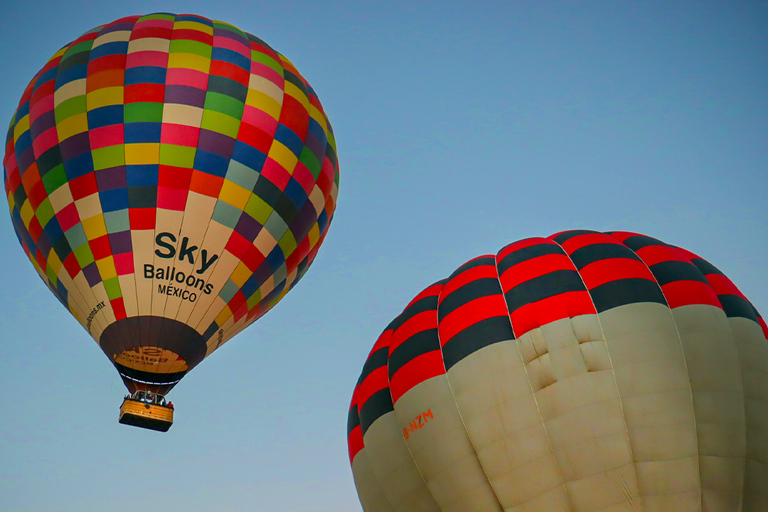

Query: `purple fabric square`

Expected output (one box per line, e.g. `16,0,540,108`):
108,230,132,254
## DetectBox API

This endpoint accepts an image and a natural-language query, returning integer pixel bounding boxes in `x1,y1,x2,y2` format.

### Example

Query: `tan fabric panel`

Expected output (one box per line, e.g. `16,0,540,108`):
672,304,746,510
351,448,396,512
361,411,441,512
445,338,567,510
598,302,700,509
527,317,640,511
395,375,502,512
728,317,768,509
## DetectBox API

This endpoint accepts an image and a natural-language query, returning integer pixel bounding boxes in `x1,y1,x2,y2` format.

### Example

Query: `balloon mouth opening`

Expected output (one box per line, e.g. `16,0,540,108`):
99,316,208,395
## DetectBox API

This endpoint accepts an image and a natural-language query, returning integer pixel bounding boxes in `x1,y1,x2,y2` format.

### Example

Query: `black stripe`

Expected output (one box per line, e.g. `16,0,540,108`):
551,230,599,244
442,316,514,370
504,269,586,312
591,278,667,312
113,363,187,387
388,329,440,378
690,257,725,276
359,388,394,435
347,403,360,436
438,277,503,317
450,255,496,276
497,242,564,274
396,294,438,326
618,234,672,251
569,243,642,270
358,346,389,385
649,260,709,286
719,294,759,321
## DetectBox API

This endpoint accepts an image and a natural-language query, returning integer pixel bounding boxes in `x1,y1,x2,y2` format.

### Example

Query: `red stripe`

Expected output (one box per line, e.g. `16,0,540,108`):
705,274,745,298
357,366,390,407
438,294,508,346
389,310,437,353
403,282,443,310
389,350,444,404
439,257,496,298
634,244,691,266
661,280,721,309
348,423,364,463
510,291,596,337
579,257,655,289
499,252,577,292
556,232,625,253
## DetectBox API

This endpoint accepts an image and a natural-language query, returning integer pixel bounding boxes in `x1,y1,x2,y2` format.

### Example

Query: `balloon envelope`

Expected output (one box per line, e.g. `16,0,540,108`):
4,13,339,394
348,230,768,511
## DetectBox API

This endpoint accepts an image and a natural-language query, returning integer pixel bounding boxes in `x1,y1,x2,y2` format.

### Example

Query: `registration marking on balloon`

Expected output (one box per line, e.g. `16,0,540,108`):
402,409,433,440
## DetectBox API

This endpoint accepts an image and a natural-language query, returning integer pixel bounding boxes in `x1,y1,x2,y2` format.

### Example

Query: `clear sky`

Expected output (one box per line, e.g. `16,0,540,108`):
0,1,766,511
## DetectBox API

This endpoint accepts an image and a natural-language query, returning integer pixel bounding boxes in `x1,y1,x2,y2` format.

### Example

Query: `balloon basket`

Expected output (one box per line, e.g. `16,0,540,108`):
119,392,174,432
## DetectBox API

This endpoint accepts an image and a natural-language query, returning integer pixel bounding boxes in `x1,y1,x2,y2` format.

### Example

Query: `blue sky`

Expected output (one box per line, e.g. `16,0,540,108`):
0,1,766,511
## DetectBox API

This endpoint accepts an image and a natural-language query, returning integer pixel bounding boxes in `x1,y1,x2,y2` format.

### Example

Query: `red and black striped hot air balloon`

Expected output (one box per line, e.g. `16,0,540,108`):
347,230,768,511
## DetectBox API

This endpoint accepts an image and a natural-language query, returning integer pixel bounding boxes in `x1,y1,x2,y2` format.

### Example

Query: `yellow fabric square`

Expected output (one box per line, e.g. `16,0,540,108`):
125,143,160,165
219,180,251,210
267,141,298,173
87,86,124,109
167,53,210,73
55,113,88,141
307,223,320,249
174,21,214,34
215,307,233,327
81,214,108,239
230,262,253,287
13,114,30,142
96,256,118,280
20,199,34,227
283,81,310,110
47,250,63,275
245,89,282,119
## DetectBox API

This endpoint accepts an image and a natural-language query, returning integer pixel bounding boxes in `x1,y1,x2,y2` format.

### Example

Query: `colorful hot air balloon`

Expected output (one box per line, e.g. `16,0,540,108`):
347,230,768,511
4,13,339,429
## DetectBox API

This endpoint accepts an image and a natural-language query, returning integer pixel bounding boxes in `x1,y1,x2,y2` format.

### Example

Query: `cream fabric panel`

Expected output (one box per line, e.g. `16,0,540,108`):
599,302,701,510
672,304,746,510
395,375,503,512
445,338,571,511
361,411,442,512
729,316,768,510
351,449,396,512
530,316,641,511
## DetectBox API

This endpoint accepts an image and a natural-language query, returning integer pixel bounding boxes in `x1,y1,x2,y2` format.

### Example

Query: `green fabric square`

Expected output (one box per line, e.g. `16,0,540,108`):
41,164,68,193
200,110,239,139
170,39,212,58
203,93,244,121
103,276,122,300
298,146,322,178
72,242,95,267
55,96,87,121
243,194,271,225
159,144,196,167
35,198,55,227
91,145,125,170
124,103,163,123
